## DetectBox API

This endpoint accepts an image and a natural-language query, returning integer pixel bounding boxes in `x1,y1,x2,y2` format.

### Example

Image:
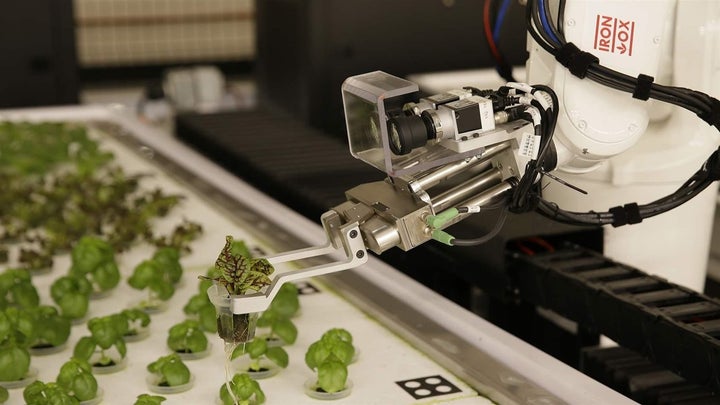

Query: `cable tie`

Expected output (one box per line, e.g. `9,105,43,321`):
609,203,642,228
698,98,720,128
632,74,654,101
555,42,599,79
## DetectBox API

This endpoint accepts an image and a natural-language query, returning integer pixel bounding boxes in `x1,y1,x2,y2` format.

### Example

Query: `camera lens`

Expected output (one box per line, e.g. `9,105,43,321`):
387,115,432,155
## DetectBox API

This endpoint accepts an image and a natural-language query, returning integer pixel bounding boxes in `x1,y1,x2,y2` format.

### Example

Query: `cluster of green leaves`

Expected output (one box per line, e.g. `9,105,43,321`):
74,314,128,367
69,236,120,294
219,373,266,405
120,308,151,338
231,335,289,372
50,275,92,320
0,122,197,267
24,358,98,404
0,268,39,308
305,329,355,394
147,354,191,387
28,305,71,349
257,283,299,345
167,320,208,354
184,267,221,333
0,307,34,381
134,394,166,405
128,247,183,305
208,236,274,295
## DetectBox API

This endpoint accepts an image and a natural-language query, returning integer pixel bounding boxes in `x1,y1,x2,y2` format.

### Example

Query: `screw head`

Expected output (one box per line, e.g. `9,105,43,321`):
356,251,365,259
349,230,358,239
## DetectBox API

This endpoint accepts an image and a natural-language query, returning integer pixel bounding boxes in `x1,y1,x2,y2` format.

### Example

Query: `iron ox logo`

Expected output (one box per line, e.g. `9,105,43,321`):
594,14,636,56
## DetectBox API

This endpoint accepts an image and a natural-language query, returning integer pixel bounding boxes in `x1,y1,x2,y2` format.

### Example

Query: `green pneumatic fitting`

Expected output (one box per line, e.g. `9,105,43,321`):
426,208,459,229
426,208,459,246
431,230,454,246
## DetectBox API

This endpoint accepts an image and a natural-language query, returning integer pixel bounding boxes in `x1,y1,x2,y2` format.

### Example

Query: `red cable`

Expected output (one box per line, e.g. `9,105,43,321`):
483,0,504,64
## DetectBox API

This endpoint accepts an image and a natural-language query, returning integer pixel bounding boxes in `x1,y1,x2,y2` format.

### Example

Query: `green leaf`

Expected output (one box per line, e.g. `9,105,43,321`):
0,312,11,342
33,306,71,347
197,305,218,333
321,328,353,345
153,247,182,284
70,236,114,276
23,381,48,404
149,280,174,301
183,294,208,314
115,337,127,358
167,320,206,353
305,341,329,370
73,336,96,361
272,318,297,345
0,346,30,381
88,318,119,349
162,357,191,386
219,373,265,405
57,293,89,320
317,360,348,393
265,346,289,368
128,260,157,290
246,337,267,360
92,261,120,291
71,372,98,401
133,394,167,405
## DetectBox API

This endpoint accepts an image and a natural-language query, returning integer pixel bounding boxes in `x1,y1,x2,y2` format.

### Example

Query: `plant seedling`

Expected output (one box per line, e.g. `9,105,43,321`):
219,373,266,405
203,236,274,343
134,393,167,405
50,275,93,320
0,307,35,382
128,247,183,311
0,268,39,309
305,329,355,394
231,336,289,373
256,283,299,345
69,236,120,294
120,308,152,339
167,320,208,354
147,354,192,387
29,305,71,350
73,314,128,368
18,247,53,272
151,219,203,254
56,358,99,402
23,381,78,405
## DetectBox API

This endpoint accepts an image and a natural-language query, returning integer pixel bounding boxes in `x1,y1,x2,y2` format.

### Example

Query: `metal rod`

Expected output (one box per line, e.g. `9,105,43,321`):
412,141,511,191
431,168,503,213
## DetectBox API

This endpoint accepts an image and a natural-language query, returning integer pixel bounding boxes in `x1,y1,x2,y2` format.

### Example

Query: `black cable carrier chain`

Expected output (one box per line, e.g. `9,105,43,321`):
509,243,720,393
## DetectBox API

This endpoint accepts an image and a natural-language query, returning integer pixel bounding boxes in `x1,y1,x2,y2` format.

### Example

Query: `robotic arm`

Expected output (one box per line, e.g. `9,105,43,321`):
211,0,720,343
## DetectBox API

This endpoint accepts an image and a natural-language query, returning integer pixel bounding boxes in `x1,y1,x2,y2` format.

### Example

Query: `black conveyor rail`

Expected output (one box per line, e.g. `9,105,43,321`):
509,244,720,393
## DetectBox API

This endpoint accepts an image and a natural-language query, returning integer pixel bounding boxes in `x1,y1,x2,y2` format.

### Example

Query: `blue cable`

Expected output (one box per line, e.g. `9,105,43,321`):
537,0,561,45
492,0,512,43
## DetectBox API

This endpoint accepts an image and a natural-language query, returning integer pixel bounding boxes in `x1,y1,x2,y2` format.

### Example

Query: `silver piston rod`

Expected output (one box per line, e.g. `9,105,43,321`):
431,168,503,213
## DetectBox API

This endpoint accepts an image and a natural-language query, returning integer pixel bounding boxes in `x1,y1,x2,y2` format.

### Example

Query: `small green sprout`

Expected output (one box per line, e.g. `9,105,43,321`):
0,268,39,309
147,354,192,387
231,336,289,372
305,328,355,394
29,305,71,349
134,393,167,405
256,283,299,345
56,358,98,402
0,307,35,382
128,247,183,310
23,381,78,405
219,373,266,405
167,320,208,354
73,314,128,367
50,275,92,320
69,236,120,293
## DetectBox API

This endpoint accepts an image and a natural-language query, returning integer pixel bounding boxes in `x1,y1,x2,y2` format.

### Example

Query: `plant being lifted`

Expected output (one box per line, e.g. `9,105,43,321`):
203,236,275,343
69,236,120,295
128,247,183,312
219,373,265,405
